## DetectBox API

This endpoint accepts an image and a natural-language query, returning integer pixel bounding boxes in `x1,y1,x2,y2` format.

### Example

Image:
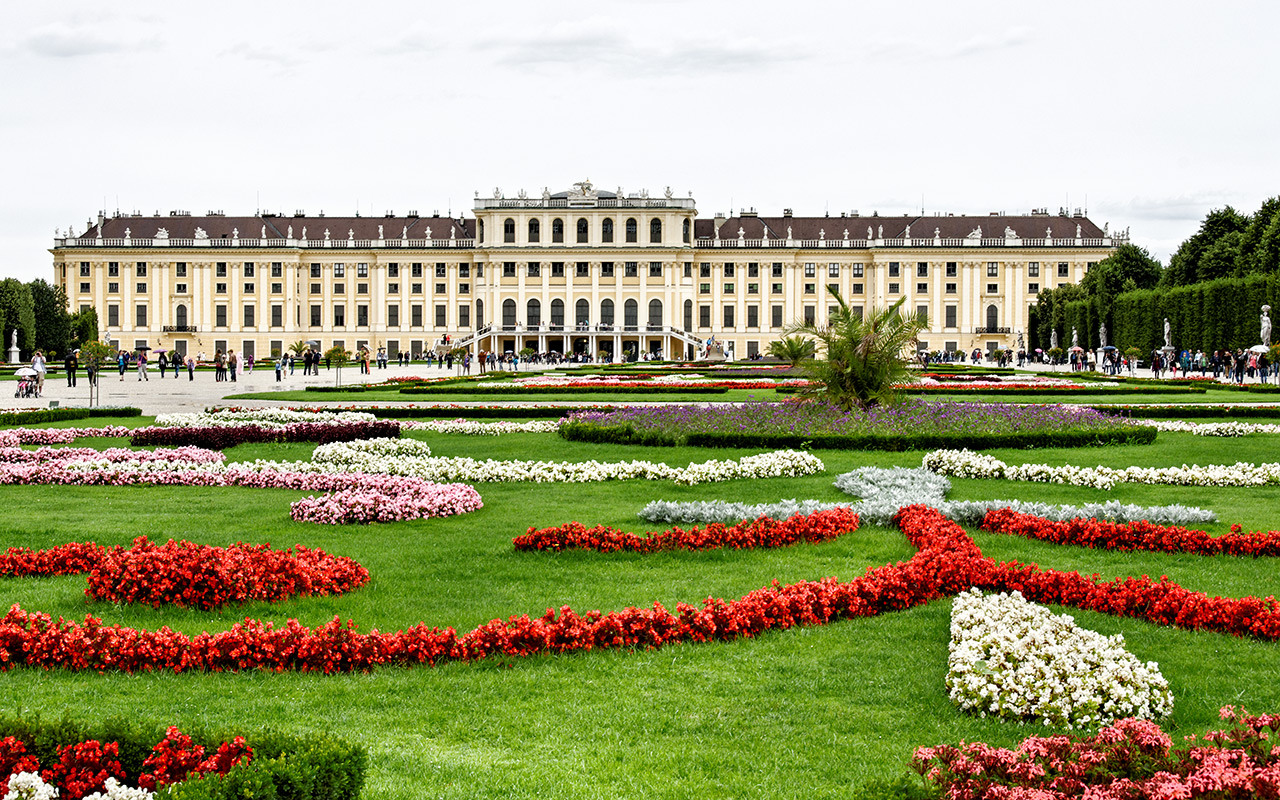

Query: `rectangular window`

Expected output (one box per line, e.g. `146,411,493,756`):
946,262,957,277
459,304,470,328
917,282,928,294
624,262,638,277
527,262,540,277
724,283,735,294
747,283,759,294
357,263,368,278
699,306,711,327
945,282,957,294
684,262,692,278
459,283,470,294
1028,262,1040,277
987,262,999,277
411,305,423,326
601,262,614,277
333,283,344,294
772,263,783,278
79,262,90,277
333,304,346,326
551,262,565,277
851,282,864,294
649,262,662,277
411,263,423,278
852,263,864,277
804,306,815,325
334,263,346,278
243,263,255,277
357,283,368,294
1058,262,1070,277
388,282,399,294
271,282,282,294
244,282,254,293
176,262,187,277
771,306,783,327
217,263,227,278
576,262,589,277
889,282,900,294
1029,282,1040,294
723,306,735,328
699,283,711,294
748,263,759,278
310,264,321,278
435,283,446,294
945,306,957,327
310,305,321,326
430,264,443,278
78,281,90,293
987,283,999,294
135,262,147,277
216,305,228,327
107,262,120,277
747,305,759,327
459,264,470,278
804,263,816,277
917,262,928,277
829,263,840,277
827,283,839,296
888,262,900,277
411,283,423,294
388,305,400,326
700,264,711,278
723,263,735,277
175,283,187,294
243,306,255,327
357,305,369,326
503,262,516,277
771,282,783,294
136,283,147,294
271,262,282,277
747,341,759,358
916,304,928,323
804,283,816,294
271,305,283,327
310,283,321,294
216,283,227,294
435,305,446,327
107,305,119,326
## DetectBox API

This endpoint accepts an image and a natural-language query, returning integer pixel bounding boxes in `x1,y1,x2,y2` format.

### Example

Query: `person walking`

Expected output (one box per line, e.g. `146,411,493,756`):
186,355,195,381
136,350,149,381
32,350,47,396
228,350,238,382
118,350,128,381
64,351,77,387
275,353,285,382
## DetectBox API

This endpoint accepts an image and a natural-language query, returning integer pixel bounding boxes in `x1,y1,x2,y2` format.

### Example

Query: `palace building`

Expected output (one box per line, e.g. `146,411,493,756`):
50,180,1124,361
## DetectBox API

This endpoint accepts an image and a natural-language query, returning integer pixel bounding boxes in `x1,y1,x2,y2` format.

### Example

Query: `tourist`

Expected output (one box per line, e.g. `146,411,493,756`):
158,351,168,375
64,350,77,387
32,350,46,396
118,349,128,381
186,355,195,381
275,353,285,382
136,350,149,381
228,350,238,382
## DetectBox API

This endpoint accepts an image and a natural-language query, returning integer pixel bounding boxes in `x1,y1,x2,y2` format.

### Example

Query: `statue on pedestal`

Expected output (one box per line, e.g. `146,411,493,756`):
1163,318,1172,350
1099,322,1107,349
1262,305,1272,347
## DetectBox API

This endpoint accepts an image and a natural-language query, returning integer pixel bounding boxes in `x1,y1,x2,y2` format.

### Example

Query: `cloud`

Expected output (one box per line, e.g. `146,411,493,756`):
867,25,1032,63
1103,193,1246,222
220,42,305,68
17,22,160,58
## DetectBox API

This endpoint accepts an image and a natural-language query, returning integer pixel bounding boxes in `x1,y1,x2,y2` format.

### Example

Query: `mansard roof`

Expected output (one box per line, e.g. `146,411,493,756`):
702,214,1106,241
78,214,472,240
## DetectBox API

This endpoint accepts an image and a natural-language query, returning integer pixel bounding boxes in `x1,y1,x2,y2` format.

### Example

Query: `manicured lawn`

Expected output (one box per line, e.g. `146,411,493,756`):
1,423,1278,798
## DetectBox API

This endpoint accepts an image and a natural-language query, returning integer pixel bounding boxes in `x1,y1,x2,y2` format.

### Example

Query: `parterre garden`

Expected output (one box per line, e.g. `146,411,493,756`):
2,366,1280,799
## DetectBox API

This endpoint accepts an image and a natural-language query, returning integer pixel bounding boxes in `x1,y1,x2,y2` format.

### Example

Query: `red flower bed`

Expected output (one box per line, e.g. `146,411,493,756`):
129,420,400,449
512,509,860,553
0,506,1276,672
913,705,1280,800
981,507,1280,557
0,537,368,611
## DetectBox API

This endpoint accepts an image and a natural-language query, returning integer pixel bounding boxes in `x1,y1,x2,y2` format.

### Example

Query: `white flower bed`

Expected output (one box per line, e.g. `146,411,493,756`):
306,438,824,485
153,408,378,429
947,589,1173,728
400,419,561,435
923,448,1280,490
1136,419,1280,437
638,467,1216,526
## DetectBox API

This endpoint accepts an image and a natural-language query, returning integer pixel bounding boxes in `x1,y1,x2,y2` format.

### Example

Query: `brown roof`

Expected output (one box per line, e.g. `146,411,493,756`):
701,214,1105,240
79,214,471,240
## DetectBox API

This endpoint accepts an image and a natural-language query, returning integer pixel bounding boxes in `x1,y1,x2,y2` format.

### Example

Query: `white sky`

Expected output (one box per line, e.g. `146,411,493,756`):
2,0,1276,283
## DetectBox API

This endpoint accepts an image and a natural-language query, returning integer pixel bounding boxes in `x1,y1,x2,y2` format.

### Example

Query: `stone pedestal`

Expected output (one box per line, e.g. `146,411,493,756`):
6,345,17,364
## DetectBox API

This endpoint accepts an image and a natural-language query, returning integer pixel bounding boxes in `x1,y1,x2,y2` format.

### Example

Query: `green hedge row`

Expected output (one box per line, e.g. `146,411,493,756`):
0,714,365,800
305,385,370,393
1089,405,1280,419
398,385,730,396
558,421,1157,451
0,406,141,425
292,405,614,419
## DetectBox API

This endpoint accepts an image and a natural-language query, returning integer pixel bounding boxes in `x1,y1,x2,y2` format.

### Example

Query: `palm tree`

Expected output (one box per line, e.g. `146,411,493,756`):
767,335,816,366
787,288,927,410
288,340,309,357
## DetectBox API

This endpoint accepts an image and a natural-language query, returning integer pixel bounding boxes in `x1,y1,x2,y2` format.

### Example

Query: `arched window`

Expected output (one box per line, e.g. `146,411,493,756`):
683,299,693,331
602,218,614,243
576,218,589,244
600,298,615,325
175,304,188,328
528,219,540,243
475,299,484,327
503,218,515,244
552,219,564,244
550,299,565,326
648,299,662,327
527,299,541,327
625,218,638,243
986,304,999,330
575,298,589,326
478,219,485,243
502,299,516,327
650,218,662,244
624,299,638,327
682,219,691,243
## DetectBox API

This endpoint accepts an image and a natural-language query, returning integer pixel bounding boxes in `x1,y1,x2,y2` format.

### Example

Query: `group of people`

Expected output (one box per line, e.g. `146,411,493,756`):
1148,348,1274,383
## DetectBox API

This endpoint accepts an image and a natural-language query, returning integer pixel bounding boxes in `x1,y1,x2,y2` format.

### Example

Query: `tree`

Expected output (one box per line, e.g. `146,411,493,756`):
1239,197,1280,275
69,307,98,348
0,279,35,360
1161,206,1248,288
76,340,115,407
787,290,927,410
29,280,71,359
288,340,309,357
767,335,816,366
1195,231,1242,283
324,345,351,386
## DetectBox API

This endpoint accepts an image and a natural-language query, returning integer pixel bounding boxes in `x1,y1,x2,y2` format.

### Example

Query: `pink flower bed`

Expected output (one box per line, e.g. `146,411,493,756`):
288,479,484,524
0,426,131,446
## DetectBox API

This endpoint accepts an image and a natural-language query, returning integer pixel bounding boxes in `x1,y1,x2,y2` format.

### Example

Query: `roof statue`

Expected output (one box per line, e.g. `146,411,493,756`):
787,225,793,240
868,226,874,240
324,229,330,241
569,180,597,200
287,225,294,239
934,227,941,241
123,228,131,239
762,227,769,241
300,226,306,240
639,188,649,199
819,228,825,240
843,228,849,240
1103,222,1110,236
193,227,207,240
877,225,883,239
1076,224,1083,238
738,227,745,241
1047,226,1054,240
155,227,169,239
232,228,238,239
401,225,408,239
348,229,354,241
517,188,527,200
1005,226,1017,238
260,225,266,239
664,186,673,199
425,227,432,240
904,224,911,240
493,187,502,199
378,224,384,240
542,188,551,201
966,226,982,240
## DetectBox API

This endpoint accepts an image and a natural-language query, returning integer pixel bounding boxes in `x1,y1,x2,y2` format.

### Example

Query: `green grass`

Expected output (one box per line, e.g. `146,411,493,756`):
225,388,788,403
2,421,1280,797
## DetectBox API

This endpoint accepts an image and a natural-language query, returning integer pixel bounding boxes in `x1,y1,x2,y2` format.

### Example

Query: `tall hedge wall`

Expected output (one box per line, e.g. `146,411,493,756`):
1110,273,1280,353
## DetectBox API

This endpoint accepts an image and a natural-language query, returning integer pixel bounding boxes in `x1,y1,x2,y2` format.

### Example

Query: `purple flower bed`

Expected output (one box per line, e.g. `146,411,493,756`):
130,421,401,449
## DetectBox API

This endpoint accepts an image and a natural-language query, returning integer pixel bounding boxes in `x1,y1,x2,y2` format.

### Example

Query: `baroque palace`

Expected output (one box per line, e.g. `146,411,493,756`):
51,181,1123,361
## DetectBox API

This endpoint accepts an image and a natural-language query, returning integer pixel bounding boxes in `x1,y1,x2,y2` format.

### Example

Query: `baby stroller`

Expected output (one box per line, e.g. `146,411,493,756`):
14,377,35,398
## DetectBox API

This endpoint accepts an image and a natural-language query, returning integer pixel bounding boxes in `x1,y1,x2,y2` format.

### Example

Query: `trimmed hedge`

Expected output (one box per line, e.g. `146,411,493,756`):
0,407,143,426
130,421,401,449
305,384,370,393
364,406,615,419
0,714,365,800
558,420,1157,451
399,385,731,396
1089,404,1280,419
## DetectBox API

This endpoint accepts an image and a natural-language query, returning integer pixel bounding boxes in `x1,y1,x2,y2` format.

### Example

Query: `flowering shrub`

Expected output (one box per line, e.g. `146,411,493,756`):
308,438,825,485
43,739,125,800
0,427,131,446
129,420,400,449
913,706,1280,799
136,727,251,791
947,589,1172,728
982,508,1280,557
289,480,483,525
4,772,59,800
923,447,1280,489
400,419,561,435
153,409,378,429
1137,418,1280,436
513,509,859,553
640,499,852,525
0,739,40,795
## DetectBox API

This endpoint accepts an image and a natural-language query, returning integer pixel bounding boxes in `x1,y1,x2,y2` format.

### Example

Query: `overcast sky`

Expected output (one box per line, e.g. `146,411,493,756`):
2,0,1276,283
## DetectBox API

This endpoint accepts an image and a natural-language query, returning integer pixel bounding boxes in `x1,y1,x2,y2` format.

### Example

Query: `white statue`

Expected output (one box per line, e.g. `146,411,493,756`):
378,224,384,239
787,225,793,240
347,229,354,241
232,227,238,238
966,226,982,239
867,226,873,240
664,186,673,199
1163,317,1172,349
1046,226,1053,240
193,227,208,240
10,330,16,349
738,227,745,241
517,188,527,200
1017,331,1025,351
1050,328,1058,350
819,228,825,240
1263,305,1272,347
324,229,331,241
1071,327,1078,349
425,226,432,240
261,225,266,239
1004,226,1017,238
301,226,306,240
288,225,294,239
934,227,941,241
1076,223,1082,238
1099,322,1107,349
904,224,911,240
541,188,551,201
401,225,408,239
877,225,883,239
155,227,169,239
493,187,502,199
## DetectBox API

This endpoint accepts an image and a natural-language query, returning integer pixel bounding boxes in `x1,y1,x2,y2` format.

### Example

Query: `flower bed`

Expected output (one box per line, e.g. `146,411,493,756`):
512,509,859,553
947,589,1172,728
560,400,1154,450
981,508,1280,557
0,427,132,445
307,438,825,485
913,706,1280,800
0,537,368,611
129,420,400,449
152,409,380,429
923,447,1280,489
1136,418,1280,436
400,419,561,435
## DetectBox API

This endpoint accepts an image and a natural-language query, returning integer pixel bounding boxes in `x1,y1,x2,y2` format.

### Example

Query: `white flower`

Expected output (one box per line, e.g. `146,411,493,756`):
4,773,58,800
